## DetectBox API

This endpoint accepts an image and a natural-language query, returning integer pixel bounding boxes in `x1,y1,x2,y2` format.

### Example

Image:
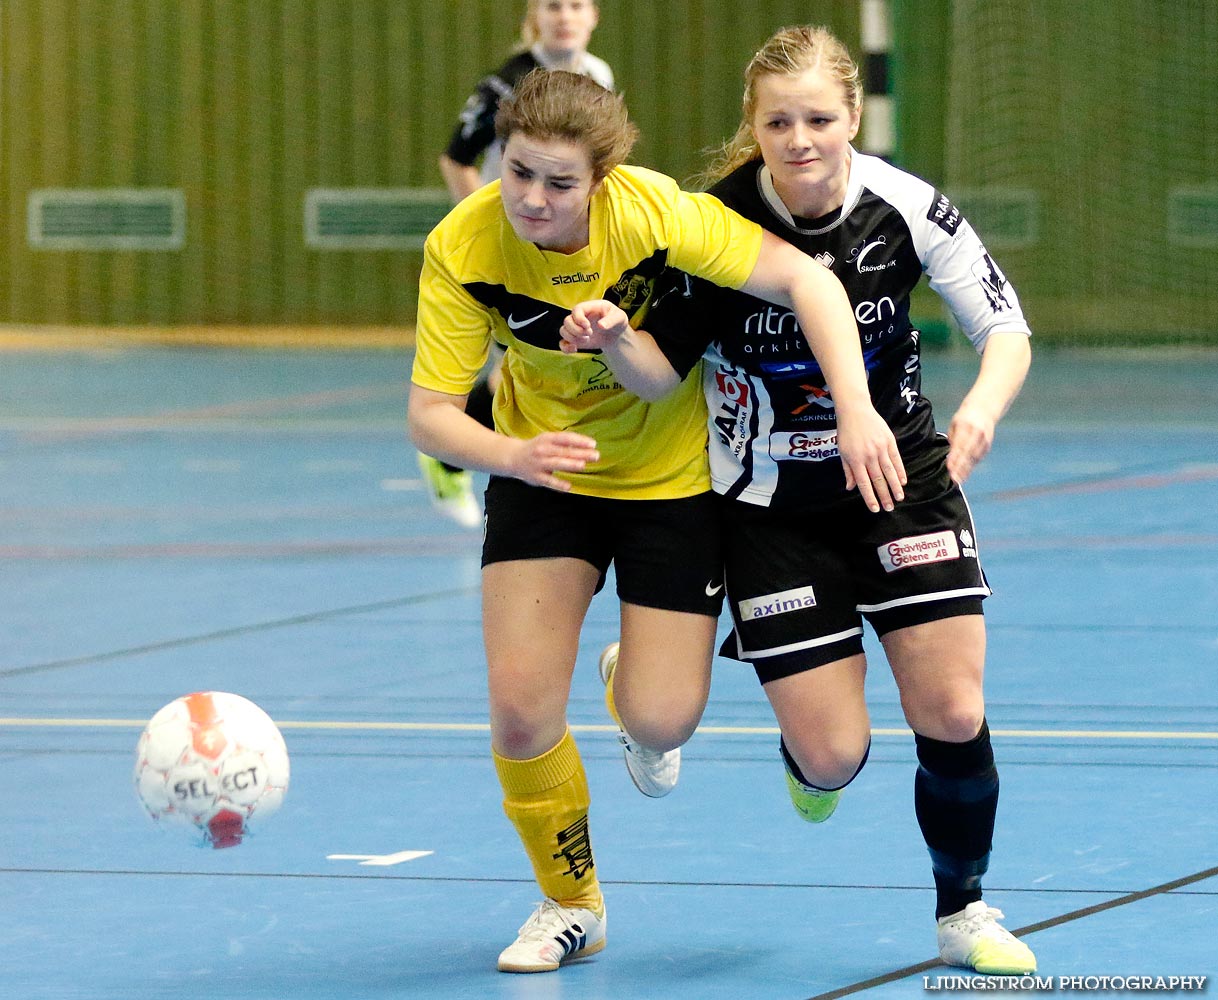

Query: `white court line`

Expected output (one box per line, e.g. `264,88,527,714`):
2,717,1218,741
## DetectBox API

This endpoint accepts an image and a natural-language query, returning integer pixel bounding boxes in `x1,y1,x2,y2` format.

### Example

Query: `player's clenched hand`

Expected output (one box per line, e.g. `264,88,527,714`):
836,407,906,513
560,299,630,354
508,432,600,491
945,402,995,485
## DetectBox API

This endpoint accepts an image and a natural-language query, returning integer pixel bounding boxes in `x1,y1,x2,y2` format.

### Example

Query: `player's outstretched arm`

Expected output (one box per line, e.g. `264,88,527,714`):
561,299,681,401
946,330,1030,485
408,383,599,492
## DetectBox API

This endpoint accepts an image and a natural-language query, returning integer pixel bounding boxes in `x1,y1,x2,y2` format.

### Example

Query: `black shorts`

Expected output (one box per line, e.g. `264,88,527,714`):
719,445,989,683
481,476,725,617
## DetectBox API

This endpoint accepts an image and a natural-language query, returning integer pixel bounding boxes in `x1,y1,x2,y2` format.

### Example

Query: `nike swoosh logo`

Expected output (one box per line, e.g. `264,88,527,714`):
506,312,546,330
705,582,724,596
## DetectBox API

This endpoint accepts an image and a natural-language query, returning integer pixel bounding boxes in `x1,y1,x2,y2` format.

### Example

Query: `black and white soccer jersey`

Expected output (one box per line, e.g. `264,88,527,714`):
444,46,614,186
646,151,1031,509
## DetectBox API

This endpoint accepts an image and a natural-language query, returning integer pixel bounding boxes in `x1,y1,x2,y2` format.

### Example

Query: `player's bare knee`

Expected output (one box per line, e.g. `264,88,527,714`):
494,727,538,759
492,709,561,759
617,704,698,752
909,698,985,744
939,708,986,744
614,679,705,750
615,685,701,749
786,730,869,788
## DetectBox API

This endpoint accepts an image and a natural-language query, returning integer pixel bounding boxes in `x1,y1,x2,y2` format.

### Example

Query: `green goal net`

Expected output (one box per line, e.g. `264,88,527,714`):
898,0,1218,344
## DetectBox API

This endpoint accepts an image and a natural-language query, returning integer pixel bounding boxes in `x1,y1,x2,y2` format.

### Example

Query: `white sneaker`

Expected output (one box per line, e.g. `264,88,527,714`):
497,898,606,973
598,642,680,798
416,453,481,529
937,901,1037,974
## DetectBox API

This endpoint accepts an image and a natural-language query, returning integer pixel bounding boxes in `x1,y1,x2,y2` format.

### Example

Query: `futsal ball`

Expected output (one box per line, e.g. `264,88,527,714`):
133,691,290,849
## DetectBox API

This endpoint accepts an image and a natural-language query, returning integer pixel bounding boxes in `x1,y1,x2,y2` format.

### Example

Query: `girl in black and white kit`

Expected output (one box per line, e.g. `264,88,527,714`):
420,1,615,528
560,24,1036,976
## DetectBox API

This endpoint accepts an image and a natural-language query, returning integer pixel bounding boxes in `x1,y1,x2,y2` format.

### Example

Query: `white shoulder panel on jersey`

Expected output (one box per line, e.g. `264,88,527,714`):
850,151,1031,352
531,46,615,92
582,52,615,91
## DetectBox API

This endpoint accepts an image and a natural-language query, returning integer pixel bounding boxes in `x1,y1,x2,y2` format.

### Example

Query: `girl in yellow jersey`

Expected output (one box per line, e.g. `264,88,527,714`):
419,1,615,528
408,68,905,974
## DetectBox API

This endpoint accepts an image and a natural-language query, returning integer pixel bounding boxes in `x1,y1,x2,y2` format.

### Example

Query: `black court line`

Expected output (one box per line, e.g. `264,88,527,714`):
5,867,1218,901
0,586,480,679
803,863,1218,1000
6,865,1216,997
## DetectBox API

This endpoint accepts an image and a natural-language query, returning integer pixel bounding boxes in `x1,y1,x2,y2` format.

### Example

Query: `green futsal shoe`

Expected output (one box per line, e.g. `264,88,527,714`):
416,453,481,529
784,766,841,823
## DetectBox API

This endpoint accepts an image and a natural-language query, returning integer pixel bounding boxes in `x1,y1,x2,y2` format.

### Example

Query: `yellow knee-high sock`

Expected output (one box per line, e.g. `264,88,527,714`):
604,672,622,727
493,729,603,913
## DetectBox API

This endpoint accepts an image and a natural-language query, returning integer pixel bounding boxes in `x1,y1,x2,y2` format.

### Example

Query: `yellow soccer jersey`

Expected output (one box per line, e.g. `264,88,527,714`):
412,164,764,499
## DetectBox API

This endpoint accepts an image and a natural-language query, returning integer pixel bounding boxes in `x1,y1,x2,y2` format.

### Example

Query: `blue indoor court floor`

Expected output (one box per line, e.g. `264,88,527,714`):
1,343,1216,999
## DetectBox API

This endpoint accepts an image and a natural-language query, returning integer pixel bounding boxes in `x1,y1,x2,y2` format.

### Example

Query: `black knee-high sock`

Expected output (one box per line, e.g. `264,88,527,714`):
914,720,999,919
438,377,496,474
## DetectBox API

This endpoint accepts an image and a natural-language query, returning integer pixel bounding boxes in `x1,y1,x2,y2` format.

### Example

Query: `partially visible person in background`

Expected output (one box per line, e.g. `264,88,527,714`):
417,0,614,528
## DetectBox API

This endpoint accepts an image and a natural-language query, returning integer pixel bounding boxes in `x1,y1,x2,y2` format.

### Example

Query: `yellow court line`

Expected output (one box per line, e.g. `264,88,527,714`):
2,718,1218,741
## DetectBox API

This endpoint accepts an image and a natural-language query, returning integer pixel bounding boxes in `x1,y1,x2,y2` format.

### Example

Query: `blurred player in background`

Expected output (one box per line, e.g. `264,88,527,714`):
408,68,902,974
417,0,614,528
599,24,1036,976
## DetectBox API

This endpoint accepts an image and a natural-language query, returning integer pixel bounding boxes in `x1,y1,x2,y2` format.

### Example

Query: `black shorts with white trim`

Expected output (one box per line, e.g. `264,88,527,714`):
482,476,725,617
718,442,989,683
